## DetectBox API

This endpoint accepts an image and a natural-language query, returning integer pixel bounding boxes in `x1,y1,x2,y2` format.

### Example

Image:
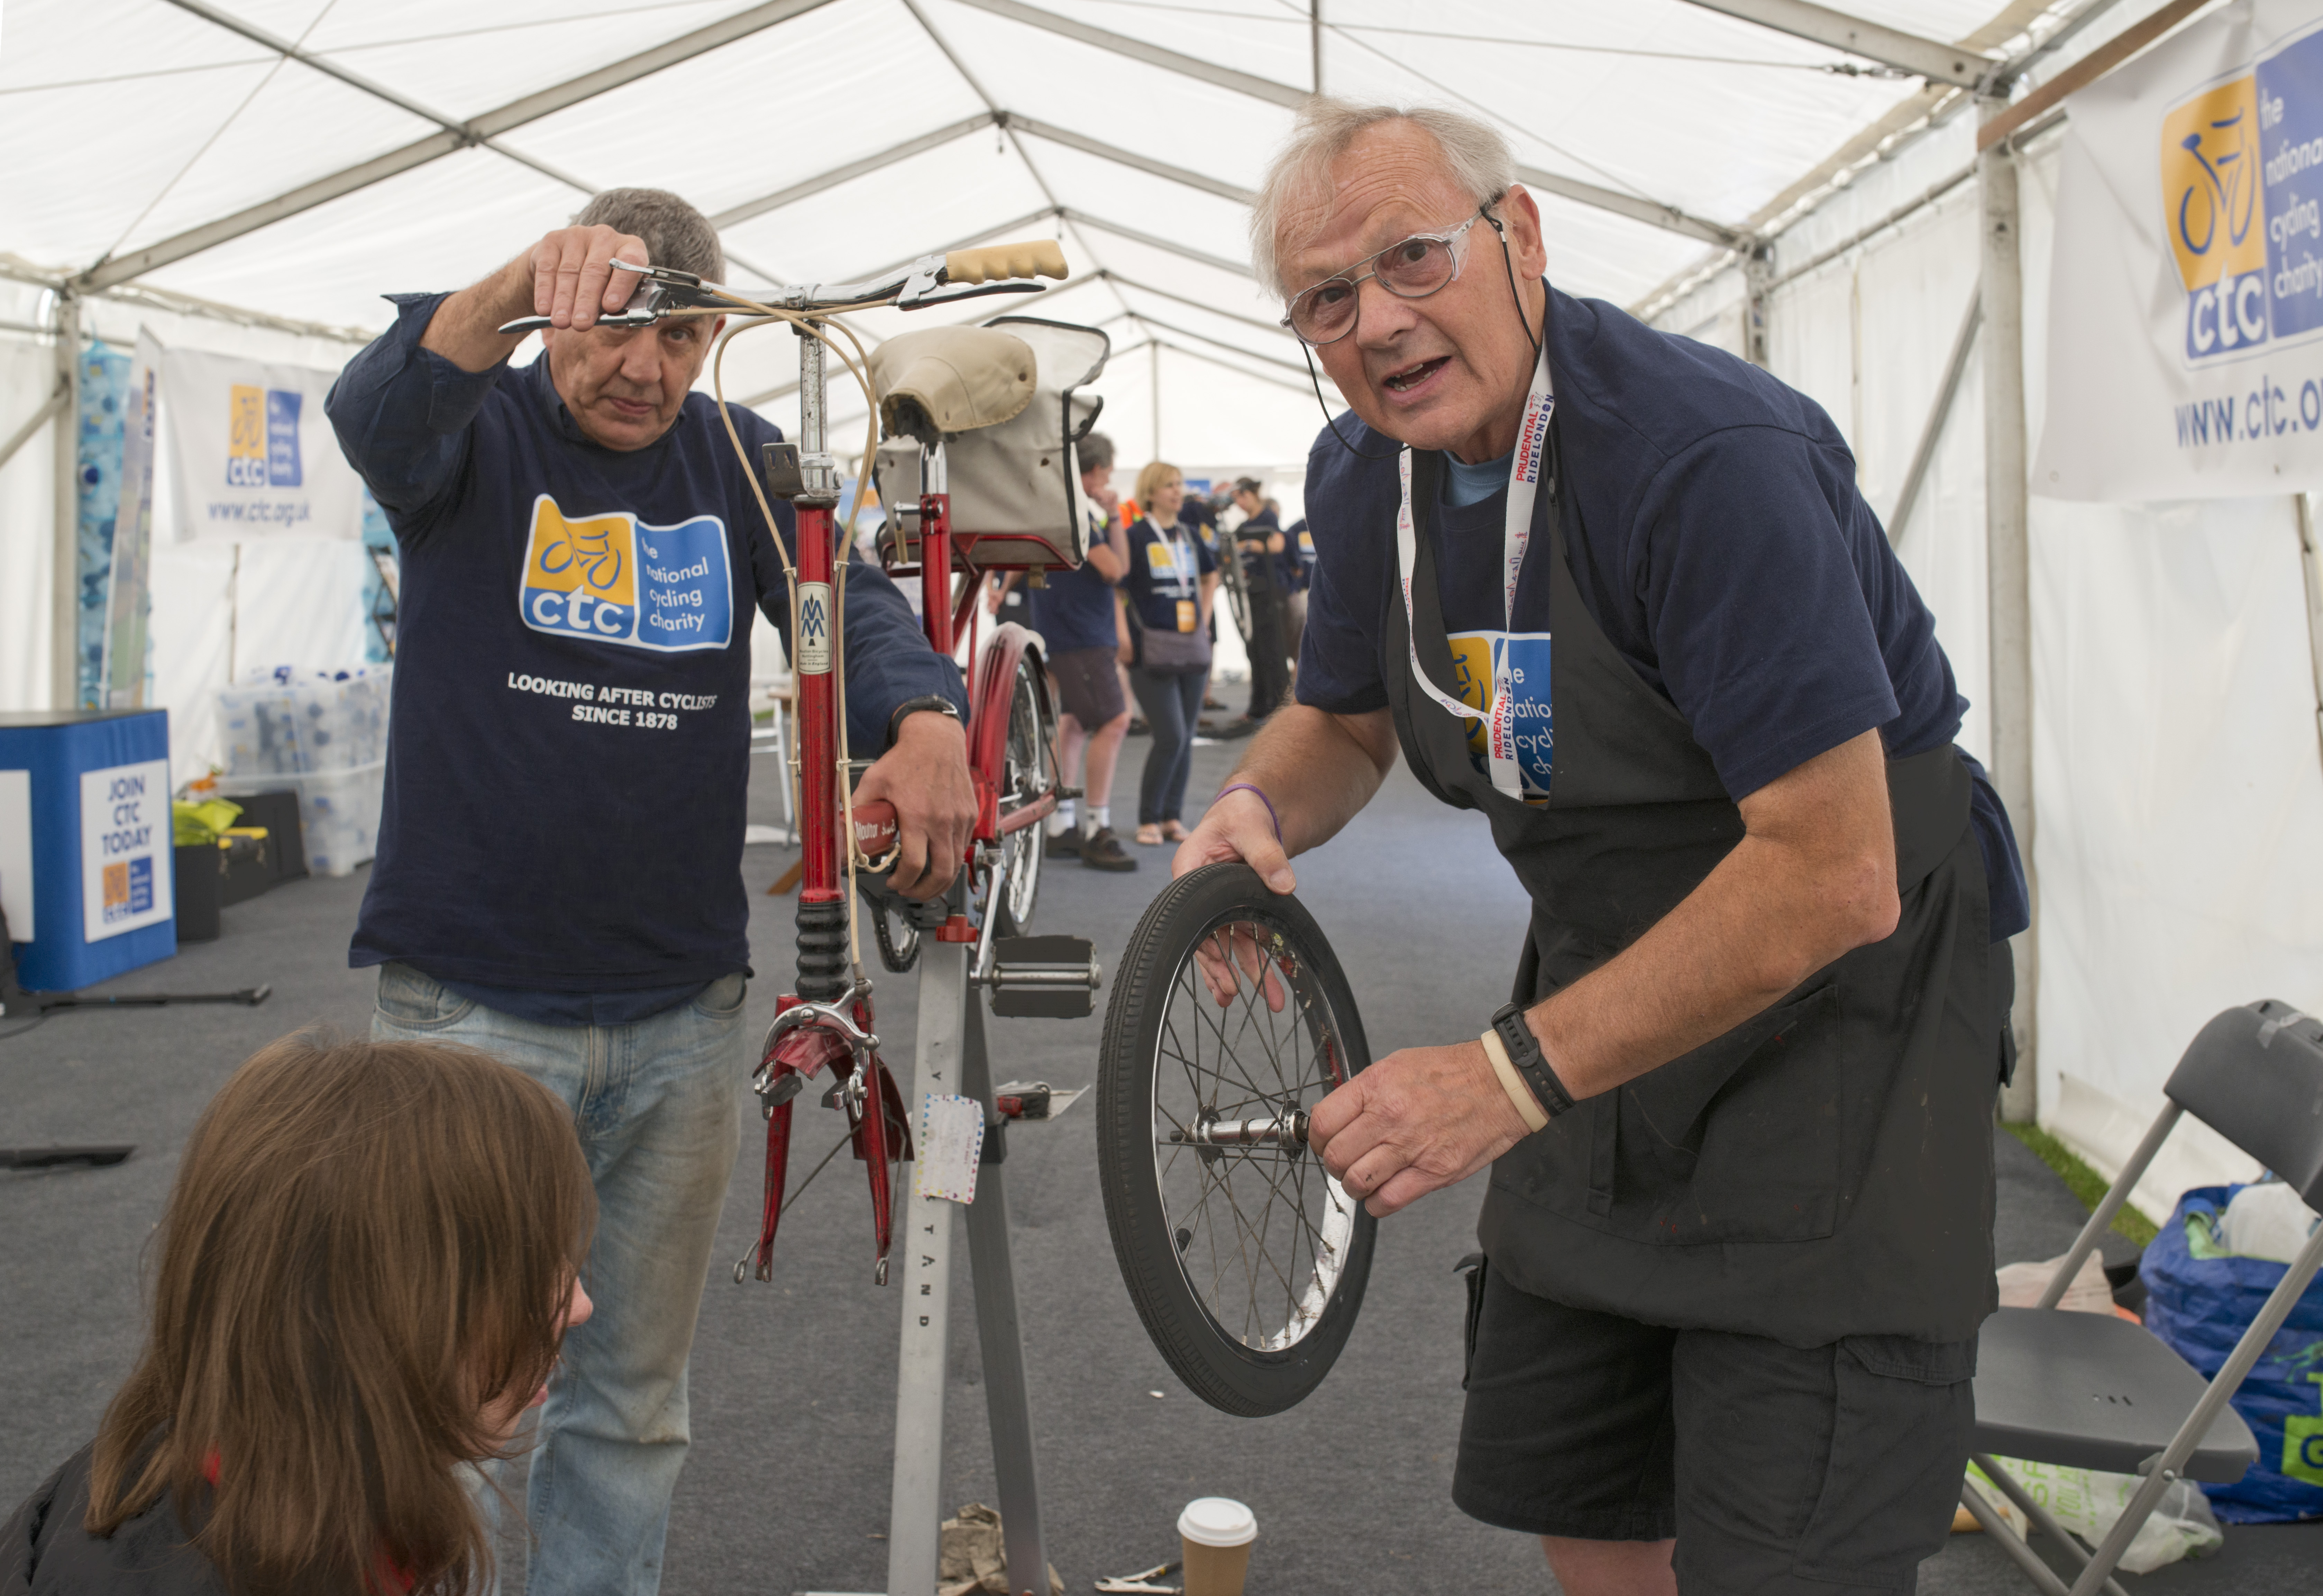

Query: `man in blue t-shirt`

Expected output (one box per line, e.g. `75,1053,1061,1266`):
326,189,972,1596
1011,431,1135,870
1177,105,2025,1592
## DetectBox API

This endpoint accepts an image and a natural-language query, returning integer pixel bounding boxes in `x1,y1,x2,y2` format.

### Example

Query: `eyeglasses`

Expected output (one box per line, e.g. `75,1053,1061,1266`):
1280,209,1490,346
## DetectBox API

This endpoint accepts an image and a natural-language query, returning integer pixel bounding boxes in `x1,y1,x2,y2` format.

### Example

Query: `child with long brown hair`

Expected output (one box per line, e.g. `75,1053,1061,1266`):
3,1033,596,1595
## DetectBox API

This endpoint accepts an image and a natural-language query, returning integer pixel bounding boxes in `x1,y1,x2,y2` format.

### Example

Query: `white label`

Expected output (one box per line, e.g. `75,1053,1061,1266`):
912,1092,985,1205
0,770,31,942
81,758,172,942
795,582,833,674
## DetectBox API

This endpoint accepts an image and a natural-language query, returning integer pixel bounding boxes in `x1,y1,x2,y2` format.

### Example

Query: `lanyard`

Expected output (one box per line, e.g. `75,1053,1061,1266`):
1395,344,1555,800
1150,519,1196,598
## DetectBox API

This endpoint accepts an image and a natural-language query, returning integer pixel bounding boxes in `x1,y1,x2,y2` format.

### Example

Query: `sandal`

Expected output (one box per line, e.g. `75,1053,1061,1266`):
1134,823,1164,846
1160,820,1189,843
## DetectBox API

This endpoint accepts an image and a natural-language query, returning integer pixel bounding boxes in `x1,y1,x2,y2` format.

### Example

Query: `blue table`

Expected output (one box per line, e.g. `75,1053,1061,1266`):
0,709,175,991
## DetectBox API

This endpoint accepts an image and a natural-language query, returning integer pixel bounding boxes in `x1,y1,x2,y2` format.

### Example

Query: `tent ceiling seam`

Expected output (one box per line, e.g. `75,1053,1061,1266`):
948,0,1745,247
1675,0,1994,89
74,0,845,294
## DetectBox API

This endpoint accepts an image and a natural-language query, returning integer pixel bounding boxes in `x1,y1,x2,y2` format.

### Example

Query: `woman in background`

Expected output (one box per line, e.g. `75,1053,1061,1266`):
1121,460,1218,846
4,1034,595,1595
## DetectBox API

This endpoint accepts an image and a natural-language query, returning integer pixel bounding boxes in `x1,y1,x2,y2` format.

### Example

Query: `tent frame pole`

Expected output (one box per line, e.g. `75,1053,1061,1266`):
2295,494,2323,772
1978,95,2036,1124
51,292,80,712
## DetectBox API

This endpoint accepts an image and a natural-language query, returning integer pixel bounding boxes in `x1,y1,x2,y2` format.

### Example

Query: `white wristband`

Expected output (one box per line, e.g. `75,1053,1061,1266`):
1479,1027,1550,1134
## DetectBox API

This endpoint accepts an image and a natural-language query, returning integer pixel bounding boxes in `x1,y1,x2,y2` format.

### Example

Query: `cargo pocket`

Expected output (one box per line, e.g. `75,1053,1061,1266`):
1793,1334,1978,1585
1455,1252,1487,1391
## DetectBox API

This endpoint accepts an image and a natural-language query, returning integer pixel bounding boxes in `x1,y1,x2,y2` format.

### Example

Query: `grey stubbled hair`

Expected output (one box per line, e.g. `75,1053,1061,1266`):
1248,98,1516,299
572,187,725,282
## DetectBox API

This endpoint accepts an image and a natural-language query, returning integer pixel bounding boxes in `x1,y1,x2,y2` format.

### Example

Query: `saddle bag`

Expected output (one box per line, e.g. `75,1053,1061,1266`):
871,315,1110,570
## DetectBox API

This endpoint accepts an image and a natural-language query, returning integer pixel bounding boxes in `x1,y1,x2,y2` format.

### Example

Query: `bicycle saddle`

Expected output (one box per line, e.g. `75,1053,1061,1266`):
869,326,1037,444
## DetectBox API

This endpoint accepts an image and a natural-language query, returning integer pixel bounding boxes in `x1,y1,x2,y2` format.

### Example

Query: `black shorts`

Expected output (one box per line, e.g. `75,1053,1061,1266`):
1048,646,1125,727
1454,1259,1975,1593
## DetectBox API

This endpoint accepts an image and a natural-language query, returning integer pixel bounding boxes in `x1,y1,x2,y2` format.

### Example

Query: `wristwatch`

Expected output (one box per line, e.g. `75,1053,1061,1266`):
1490,1001,1576,1119
886,694,962,750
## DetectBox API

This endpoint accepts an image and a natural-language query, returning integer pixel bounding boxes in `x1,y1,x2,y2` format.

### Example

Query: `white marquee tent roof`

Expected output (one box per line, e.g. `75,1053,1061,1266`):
2,0,2152,465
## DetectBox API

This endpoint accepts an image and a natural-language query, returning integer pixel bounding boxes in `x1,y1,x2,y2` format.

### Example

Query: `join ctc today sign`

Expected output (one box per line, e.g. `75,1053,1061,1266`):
2039,1,2323,501
80,758,172,943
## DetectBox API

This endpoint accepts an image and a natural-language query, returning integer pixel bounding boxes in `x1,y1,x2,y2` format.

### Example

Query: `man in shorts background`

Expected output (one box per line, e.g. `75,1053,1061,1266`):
1028,432,1136,871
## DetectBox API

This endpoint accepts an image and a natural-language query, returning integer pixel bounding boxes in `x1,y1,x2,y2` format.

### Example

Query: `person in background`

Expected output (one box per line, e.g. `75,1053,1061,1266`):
1283,511,1315,670
1023,431,1136,871
1179,490,1231,717
1229,476,1291,726
3,1034,595,1595
1122,460,1218,845
326,187,973,1596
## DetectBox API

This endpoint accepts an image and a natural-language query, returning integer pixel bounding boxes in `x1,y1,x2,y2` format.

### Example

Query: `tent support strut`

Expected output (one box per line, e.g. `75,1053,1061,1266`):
1887,287,1981,546
1979,97,2036,1124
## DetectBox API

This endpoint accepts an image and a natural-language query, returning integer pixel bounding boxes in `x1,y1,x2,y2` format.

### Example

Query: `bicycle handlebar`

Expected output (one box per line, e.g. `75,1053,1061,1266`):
944,240,1068,285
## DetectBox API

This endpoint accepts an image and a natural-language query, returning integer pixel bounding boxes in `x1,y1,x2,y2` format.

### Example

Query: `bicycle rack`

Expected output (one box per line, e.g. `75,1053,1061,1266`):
811,896,1096,1596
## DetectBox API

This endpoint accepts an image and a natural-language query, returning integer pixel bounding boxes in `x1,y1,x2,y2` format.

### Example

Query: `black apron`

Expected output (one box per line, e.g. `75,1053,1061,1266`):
1384,438,1997,1347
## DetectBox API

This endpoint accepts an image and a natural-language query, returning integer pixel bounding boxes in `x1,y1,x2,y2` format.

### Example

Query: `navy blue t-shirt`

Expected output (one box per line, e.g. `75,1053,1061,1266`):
327,293,967,1000
1297,287,2027,940
1122,516,1216,633
1027,513,1121,653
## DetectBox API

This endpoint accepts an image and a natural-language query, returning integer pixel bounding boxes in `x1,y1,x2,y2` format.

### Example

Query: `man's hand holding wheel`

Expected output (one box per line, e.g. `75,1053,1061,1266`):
1309,1039,1531,1217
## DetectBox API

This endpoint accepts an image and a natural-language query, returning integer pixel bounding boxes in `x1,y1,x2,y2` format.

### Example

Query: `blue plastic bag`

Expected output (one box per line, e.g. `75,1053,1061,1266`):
2142,1185,2323,1523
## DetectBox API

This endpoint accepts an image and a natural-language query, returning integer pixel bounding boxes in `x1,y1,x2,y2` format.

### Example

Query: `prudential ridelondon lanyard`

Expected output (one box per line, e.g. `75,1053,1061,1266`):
1395,344,1555,800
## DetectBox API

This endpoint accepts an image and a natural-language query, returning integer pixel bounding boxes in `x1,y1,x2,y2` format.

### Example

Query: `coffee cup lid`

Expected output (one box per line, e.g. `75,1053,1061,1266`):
1177,1497,1257,1548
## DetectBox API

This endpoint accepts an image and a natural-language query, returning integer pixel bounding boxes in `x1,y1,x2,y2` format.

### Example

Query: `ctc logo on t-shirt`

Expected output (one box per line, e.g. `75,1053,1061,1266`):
519,494,734,654
1447,630,1554,802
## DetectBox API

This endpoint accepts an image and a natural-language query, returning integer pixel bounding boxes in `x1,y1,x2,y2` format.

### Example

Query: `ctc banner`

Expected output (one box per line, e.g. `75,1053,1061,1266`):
162,347,363,541
2040,0,2323,501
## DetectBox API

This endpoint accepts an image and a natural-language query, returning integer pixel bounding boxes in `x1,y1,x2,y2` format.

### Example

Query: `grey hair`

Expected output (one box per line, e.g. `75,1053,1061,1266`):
1248,98,1516,299
571,187,724,282
1077,431,1115,471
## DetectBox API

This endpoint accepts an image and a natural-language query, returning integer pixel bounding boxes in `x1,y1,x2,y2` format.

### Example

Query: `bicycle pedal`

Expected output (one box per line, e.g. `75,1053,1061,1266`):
986,936,1101,1019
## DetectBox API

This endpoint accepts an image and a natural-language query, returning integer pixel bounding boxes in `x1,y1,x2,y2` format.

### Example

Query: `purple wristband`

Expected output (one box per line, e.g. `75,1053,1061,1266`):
1212,782,1283,846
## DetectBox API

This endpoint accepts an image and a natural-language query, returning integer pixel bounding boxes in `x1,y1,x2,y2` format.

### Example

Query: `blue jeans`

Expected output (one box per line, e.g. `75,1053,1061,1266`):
1131,667,1207,825
372,962,746,1596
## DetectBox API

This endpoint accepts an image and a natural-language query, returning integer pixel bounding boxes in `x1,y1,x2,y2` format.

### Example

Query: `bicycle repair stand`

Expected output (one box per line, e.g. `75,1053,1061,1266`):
811,899,1099,1596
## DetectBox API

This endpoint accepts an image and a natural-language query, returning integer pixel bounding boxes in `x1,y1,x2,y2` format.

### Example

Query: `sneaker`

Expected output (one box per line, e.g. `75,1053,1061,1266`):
1044,828,1081,858
1079,826,1138,871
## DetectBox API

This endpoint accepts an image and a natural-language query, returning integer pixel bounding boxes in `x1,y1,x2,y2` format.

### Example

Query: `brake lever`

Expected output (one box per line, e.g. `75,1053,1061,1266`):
894,280,1048,313
496,261,731,336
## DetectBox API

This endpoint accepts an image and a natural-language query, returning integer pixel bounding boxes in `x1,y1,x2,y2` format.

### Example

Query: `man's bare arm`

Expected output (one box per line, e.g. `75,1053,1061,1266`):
1526,726,1898,1100
1171,704,1398,891
420,224,648,374
1314,727,1901,1216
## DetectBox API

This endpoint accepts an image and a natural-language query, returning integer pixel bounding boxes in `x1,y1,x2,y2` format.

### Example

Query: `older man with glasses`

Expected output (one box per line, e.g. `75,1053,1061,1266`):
1175,100,2027,1595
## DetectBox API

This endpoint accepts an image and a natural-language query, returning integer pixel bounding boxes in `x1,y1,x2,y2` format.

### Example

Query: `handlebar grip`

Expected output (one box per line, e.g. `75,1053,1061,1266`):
944,240,1069,285
851,801,900,859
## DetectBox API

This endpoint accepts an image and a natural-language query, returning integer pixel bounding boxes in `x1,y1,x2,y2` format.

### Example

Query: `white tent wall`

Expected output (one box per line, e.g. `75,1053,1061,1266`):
1649,91,2323,1218
3,288,382,776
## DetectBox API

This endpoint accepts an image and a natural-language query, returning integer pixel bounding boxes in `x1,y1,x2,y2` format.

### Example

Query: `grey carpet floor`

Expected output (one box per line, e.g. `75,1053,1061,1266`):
3,699,2315,1593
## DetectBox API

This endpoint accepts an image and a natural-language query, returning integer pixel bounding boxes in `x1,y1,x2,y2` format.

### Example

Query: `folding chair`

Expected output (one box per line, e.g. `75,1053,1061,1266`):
1963,999,2323,1595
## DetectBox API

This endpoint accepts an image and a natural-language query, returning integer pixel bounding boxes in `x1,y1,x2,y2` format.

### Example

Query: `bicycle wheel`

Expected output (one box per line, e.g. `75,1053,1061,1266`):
1097,862,1375,1415
993,648,1054,937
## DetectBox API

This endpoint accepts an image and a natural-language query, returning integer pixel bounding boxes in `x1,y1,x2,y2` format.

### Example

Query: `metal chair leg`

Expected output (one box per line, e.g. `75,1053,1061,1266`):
1970,1456,2129,1596
1959,1480,2072,1596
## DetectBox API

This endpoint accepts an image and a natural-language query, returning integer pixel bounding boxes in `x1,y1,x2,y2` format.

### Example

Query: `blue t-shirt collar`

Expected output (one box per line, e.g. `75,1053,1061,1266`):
1444,448,1513,507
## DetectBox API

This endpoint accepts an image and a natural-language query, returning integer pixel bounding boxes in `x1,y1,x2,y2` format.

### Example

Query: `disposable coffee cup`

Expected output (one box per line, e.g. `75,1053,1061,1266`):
1177,1497,1257,1596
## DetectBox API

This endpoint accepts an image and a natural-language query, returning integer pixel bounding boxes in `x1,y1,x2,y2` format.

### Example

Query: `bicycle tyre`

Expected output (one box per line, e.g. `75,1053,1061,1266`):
994,648,1053,938
1096,862,1375,1416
